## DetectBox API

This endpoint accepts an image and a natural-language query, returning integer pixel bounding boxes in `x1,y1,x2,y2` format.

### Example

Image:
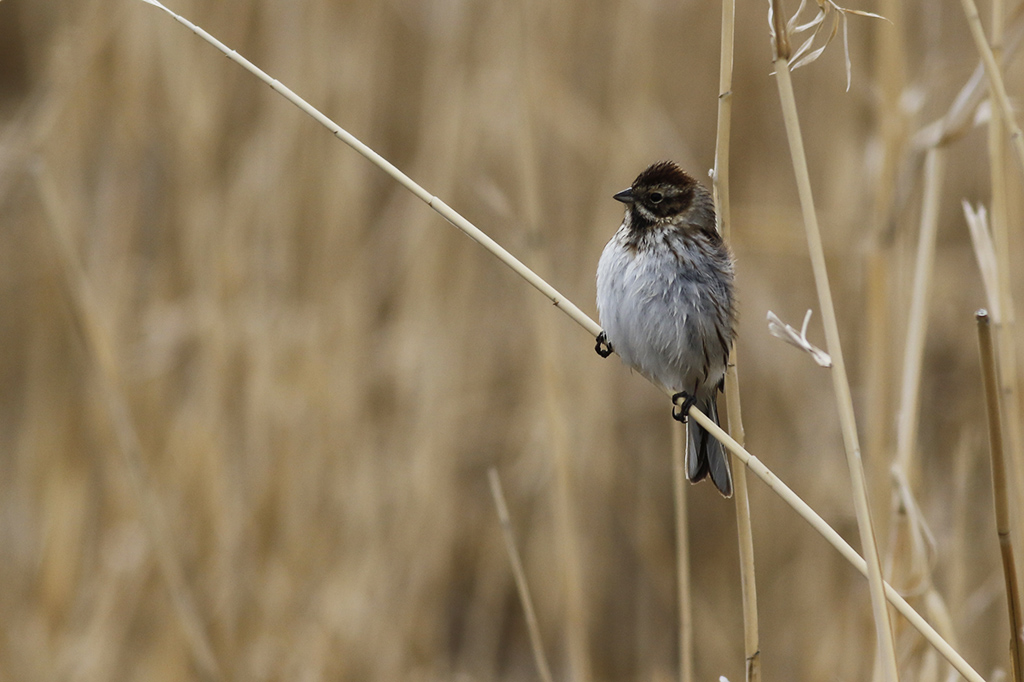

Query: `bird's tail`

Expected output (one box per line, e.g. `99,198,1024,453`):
686,396,733,497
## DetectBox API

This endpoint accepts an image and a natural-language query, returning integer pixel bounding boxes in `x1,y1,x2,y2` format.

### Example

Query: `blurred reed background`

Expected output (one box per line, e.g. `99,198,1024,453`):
1,0,1021,679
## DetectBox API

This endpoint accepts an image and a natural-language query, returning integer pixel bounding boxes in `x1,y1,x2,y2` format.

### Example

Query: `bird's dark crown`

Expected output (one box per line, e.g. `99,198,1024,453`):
632,160,697,191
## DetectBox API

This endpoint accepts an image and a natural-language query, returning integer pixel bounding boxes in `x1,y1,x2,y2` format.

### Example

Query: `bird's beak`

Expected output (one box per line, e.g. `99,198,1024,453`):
613,187,634,204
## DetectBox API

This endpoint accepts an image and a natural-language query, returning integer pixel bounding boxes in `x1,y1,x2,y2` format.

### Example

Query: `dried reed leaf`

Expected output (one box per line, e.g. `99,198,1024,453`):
770,0,888,90
963,201,1002,323
766,310,833,368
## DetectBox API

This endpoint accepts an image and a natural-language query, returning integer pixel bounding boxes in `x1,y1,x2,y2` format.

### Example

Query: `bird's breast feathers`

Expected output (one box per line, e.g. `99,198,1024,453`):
596,230,729,393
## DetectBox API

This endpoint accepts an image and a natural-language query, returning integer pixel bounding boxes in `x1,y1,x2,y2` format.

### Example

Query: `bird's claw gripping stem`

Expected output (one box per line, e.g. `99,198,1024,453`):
595,332,614,358
672,392,696,422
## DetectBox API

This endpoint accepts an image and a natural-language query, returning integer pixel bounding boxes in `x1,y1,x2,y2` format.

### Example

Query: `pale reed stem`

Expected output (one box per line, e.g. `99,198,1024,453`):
893,148,944,475
770,5,898,674
865,0,906,542
672,421,694,682
488,469,555,682
984,0,1024,589
136,0,600,342
976,313,1024,682
959,0,1024,174
712,0,760,678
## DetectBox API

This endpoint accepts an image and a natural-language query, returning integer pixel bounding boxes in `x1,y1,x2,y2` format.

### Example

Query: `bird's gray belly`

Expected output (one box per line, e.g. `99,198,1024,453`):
597,246,726,395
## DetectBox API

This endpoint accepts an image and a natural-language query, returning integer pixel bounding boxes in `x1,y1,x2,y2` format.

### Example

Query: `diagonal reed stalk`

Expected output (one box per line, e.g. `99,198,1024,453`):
960,0,1024,176
712,0,760,679
976,313,1024,682
134,2,987,680
769,2,898,679
139,0,602,342
687,410,984,682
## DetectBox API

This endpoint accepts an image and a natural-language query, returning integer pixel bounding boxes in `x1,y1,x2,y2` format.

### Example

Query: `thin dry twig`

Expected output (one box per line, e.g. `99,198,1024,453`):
977,313,1024,682
488,469,556,682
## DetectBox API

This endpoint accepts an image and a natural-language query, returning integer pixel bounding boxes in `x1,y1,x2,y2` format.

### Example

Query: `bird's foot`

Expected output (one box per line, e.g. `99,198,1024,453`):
595,332,614,358
672,392,696,422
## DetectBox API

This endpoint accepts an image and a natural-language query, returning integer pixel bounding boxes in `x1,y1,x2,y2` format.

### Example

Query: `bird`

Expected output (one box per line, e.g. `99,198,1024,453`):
595,160,737,497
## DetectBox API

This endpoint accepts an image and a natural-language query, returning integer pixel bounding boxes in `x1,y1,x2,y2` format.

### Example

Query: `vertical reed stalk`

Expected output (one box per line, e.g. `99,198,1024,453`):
724,363,760,682
976,312,1024,682
713,0,759,679
886,148,956,682
770,3,899,677
488,469,556,682
864,1,906,528
864,249,894,532
893,147,944,475
984,0,1024,573
672,421,694,682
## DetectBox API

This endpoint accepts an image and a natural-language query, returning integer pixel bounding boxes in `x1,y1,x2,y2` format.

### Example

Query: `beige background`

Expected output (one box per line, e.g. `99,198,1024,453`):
0,0,1019,680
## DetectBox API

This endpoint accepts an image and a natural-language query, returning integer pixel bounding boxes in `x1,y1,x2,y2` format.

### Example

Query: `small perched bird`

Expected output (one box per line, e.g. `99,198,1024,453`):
595,161,737,497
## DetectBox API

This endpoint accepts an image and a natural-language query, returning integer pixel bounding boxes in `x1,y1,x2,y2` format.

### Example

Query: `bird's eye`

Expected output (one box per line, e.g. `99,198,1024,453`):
649,191,664,204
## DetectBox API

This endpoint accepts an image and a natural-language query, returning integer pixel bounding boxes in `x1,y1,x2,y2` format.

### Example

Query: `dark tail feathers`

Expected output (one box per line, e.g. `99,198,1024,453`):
685,396,732,497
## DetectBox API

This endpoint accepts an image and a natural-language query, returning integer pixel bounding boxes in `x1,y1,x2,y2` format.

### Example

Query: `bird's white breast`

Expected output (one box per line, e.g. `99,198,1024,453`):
596,227,726,395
